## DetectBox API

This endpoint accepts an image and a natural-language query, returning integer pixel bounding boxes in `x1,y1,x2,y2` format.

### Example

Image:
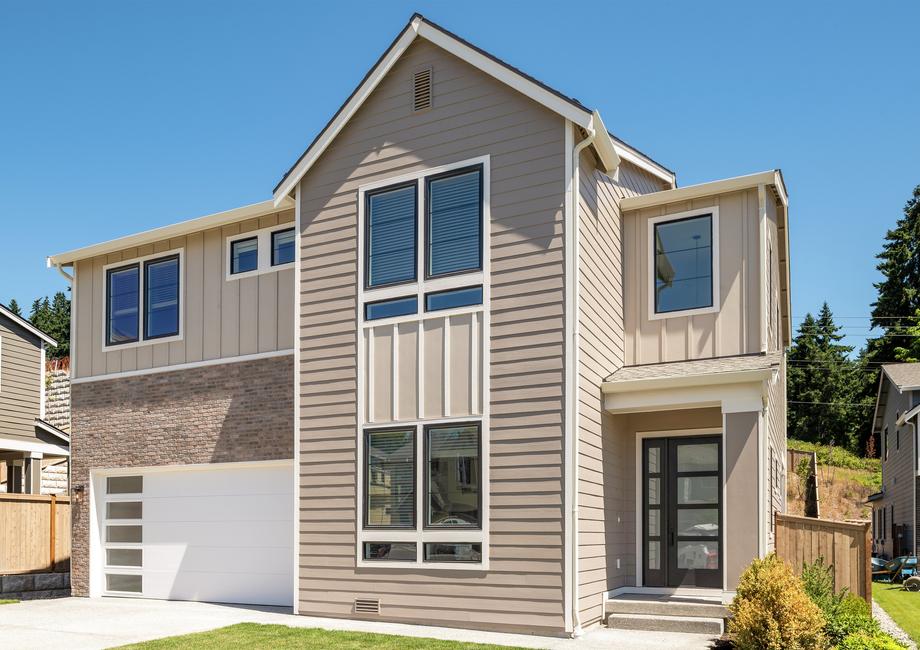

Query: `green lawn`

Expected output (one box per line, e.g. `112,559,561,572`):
113,623,525,650
874,583,920,642
0,599,18,605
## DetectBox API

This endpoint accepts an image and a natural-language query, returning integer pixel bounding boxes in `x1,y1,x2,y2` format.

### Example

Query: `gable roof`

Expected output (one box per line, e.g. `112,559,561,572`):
273,13,675,205
0,303,57,347
871,363,920,435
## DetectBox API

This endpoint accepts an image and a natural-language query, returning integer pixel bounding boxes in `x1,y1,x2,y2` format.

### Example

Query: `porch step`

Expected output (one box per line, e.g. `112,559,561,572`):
603,594,729,635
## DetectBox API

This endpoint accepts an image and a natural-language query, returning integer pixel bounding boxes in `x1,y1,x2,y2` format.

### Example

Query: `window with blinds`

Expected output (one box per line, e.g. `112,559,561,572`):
364,429,416,528
426,168,482,278
106,265,140,345
105,253,181,346
144,255,180,339
366,184,417,288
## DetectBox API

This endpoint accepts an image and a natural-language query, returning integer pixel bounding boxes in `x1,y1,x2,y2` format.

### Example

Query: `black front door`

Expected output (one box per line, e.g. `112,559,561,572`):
642,436,722,588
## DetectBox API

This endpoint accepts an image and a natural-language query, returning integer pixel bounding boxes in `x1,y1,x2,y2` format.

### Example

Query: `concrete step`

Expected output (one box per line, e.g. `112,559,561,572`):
605,597,729,619
604,612,724,635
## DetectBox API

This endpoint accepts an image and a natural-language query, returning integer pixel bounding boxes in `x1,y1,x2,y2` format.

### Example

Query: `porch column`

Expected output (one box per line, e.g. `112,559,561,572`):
24,452,43,494
724,411,760,591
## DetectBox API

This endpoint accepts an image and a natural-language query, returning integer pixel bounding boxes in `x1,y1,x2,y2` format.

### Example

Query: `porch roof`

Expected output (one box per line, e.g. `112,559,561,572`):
604,352,782,389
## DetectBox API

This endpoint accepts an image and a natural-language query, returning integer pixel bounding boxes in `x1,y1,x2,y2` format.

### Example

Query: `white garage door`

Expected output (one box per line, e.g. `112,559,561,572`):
94,461,293,606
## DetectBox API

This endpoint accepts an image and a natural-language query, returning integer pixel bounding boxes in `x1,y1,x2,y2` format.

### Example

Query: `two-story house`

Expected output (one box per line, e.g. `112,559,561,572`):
869,363,920,559
47,13,790,637
0,304,69,494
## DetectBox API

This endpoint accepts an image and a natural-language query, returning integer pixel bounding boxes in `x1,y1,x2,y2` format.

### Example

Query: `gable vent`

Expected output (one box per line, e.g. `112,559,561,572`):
354,598,380,614
413,67,432,112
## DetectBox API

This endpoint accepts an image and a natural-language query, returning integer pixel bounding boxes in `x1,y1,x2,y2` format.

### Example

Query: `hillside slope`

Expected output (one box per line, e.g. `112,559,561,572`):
786,440,880,521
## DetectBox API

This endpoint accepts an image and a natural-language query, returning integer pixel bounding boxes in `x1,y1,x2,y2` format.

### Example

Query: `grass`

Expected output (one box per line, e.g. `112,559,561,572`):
788,439,881,473
873,584,920,643
0,599,18,605
112,623,526,650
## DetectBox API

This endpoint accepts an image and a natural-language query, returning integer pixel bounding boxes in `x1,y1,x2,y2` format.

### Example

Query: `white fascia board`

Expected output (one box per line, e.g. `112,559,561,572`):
588,111,620,174
604,381,765,414
601,367,774,394
620,170,783,212
0,305,57,346
272,19,422,206
610,139,676,187
35,418,70,443
0,436,69,457
47,198,294,266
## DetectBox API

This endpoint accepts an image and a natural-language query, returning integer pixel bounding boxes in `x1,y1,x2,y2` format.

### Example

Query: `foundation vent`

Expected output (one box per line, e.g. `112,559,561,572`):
354,598,380,614
413,67,432,112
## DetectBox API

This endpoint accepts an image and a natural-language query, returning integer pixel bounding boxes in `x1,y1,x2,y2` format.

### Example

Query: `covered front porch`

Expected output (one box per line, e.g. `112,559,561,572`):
0,419,70,494
597,353,781,606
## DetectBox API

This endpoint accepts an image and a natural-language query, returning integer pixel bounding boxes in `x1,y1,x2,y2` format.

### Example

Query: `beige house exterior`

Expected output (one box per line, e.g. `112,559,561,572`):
48,13,791,637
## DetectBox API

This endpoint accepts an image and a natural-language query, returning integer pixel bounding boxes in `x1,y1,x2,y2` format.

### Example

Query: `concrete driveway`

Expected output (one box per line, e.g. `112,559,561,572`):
0,597,716,649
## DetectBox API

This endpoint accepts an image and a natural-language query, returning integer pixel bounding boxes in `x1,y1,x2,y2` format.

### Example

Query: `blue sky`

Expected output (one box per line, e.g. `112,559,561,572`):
1,1,918,350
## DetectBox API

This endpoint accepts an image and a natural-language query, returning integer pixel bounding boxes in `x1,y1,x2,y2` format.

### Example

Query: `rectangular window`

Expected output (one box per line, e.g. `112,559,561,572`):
365,296,418,321
425,423,481,528
107,525,142,543
653,214,714,314
366,184,417,288
425,286,482,312
106,573,142,593
106,548,142,567
144,255,180,339
363,542,416,561
272,227,295,266
107,476,143,494
106,501,142,519
423,542,482,563
364,429,416,528
106,265,140,345
231,236,258,275
426,167,482,278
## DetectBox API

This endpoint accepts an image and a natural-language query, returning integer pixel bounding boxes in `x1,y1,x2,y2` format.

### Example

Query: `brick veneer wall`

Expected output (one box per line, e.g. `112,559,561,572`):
69,353,294,596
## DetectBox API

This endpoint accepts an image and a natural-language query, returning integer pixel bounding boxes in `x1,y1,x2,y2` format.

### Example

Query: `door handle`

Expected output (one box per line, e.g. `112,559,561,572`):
669,530,675,546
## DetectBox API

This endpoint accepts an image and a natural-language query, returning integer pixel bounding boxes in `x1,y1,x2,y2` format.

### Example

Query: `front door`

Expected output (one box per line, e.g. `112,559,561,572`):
642,435,722,588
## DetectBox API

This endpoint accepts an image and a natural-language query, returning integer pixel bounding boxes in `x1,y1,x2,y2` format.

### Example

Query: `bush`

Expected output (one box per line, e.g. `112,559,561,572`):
826,595,881,644
838,631,905,650
801,556,842,616
728,553,827,649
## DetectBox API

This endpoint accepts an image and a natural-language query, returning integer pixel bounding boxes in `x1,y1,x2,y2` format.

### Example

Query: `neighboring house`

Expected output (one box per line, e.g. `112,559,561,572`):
46,14,790,636
0,304,70,494
868,363,920,559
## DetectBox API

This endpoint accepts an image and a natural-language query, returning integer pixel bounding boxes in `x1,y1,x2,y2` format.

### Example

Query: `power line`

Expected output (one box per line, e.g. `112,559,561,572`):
788,401,876,408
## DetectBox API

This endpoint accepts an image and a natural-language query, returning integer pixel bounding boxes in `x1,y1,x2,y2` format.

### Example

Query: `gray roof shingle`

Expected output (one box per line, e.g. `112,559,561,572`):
605,352,782,384
882,363,920,390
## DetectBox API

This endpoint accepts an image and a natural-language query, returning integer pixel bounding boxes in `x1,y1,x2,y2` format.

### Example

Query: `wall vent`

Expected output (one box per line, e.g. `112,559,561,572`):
413,67,432,112
354,598,380,614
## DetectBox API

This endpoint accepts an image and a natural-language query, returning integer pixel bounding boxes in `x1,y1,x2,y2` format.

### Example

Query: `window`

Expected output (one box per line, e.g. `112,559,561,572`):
650,210,718,317
885,427,890,460
897,427,901,450
230,237,258,274
426,167,482,278
366,184,417,288
425,286,483,312
271,228,295,266
106,265,140,345
105,254,180,348
364,429,415,528
365,296,418,321
144,256,179,339
425,424,481,528
226,224,296,279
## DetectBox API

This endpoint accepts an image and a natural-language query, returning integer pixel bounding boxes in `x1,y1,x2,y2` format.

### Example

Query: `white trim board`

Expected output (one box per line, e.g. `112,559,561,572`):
0,436,69,456
225,222,295,281
71,349,294,384
621,170,786,212
0,304,57,346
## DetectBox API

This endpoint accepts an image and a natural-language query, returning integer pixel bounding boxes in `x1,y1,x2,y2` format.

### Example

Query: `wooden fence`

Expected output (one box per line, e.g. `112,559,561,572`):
775,512,871,603
0,493,70,574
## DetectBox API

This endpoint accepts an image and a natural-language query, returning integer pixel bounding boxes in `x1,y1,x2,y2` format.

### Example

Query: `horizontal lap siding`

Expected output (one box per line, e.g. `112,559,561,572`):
576,154,668,626
72,210,295,379
297,39,567,633
0,319,42,440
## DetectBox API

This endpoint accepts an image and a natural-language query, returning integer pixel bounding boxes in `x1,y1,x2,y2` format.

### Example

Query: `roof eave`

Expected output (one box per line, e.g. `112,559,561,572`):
620,170,786,212
601,367,774,394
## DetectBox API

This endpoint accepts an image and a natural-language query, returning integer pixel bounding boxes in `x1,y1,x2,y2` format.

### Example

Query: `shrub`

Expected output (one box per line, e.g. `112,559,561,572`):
825,595,880,644
801,556,842,616
728,553,827,649
838,631,905,650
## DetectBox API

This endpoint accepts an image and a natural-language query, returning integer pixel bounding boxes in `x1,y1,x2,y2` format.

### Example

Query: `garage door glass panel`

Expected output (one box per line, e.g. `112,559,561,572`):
106,501,142,519
106,574,142,593
106,548,142,567
107,525,142,543
107,476,143,494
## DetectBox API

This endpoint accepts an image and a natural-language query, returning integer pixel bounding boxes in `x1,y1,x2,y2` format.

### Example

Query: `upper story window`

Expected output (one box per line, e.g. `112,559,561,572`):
226,224,296,280
365,165,482,290
105,251,181,347
649,209,720,319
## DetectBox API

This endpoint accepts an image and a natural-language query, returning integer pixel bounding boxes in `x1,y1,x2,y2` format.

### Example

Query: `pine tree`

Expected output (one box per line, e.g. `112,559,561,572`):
6,298,22,316
26,292,70,359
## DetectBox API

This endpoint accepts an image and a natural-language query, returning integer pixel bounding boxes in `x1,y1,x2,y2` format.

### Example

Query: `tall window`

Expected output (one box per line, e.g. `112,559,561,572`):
652,212,716,315
106,253,180,346
366,184,417,288
364,429,415,529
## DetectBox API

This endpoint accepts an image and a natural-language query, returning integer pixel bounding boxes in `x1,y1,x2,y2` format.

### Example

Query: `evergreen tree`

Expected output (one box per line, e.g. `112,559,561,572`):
27,292,70,359
6,298,21,316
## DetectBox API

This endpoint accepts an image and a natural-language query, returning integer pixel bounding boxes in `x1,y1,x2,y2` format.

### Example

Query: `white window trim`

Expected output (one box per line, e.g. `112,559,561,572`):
101,248,184,351
225,224,295,281
355,154,491,570
647,207,721,321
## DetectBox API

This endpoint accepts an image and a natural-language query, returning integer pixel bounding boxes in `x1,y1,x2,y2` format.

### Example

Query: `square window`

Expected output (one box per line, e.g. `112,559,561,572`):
144,255,180,339
426,168,482,278
106,265,139,345
364,429,416,528
654,214,713,314
425,423,480,528
231,236,258,275
366,184,417,288
272,228,295,266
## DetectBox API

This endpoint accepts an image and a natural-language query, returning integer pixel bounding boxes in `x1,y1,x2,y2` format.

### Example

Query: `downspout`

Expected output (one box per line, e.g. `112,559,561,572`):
50,260,74,283
568,123,595,637
48,259,74,496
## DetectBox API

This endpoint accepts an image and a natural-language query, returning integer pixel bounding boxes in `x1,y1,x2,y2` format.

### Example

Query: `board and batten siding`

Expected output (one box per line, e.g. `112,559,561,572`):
0,317,42,441
574,147,669,626
623,189,762,365
71,210,295,379
296,38,568,633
